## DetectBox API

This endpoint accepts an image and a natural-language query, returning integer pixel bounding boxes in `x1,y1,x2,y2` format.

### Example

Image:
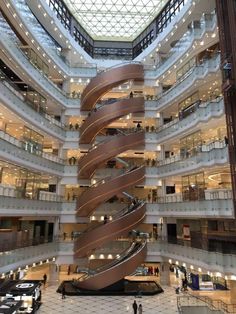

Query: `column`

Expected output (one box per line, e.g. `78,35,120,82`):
60,48,73,66
161,217,168,240
62,78,71,95
229,280,236,303
158,112,164,128
44,221,49,242
47,263,59,285
160,262,170,286
53,217,60,240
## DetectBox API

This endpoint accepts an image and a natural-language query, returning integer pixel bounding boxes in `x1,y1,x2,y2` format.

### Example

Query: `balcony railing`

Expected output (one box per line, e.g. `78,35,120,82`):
154,97,224,143
38,191,63,202
0,81,66,140
154,143,228,177
0,195,63,211
0,235,56,253
157,189,232,203
145,12,217,79
148,239,236,266
1,238,236,274
0,242,59,271
177,294,236,314
0,137,64,175
0,33,79,107
156,54,221,110
0,129,65,165
0,184,16,198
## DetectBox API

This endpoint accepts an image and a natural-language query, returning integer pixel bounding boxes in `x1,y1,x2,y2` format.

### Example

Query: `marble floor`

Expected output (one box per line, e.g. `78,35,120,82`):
24,265,235,313
25,266,179,314
37,284,179,314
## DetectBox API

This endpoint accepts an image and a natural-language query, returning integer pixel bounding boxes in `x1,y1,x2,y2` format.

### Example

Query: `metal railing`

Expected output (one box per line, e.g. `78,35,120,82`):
0,128,65,165
177,294,236,314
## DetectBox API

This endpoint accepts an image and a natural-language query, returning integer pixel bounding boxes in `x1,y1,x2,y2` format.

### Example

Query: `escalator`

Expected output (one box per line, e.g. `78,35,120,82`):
76,63,146,290
74,241,147,290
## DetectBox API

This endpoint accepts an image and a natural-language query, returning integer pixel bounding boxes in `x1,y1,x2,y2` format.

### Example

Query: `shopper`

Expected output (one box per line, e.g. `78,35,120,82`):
61,284,66,299
43,273,47,286
104,214,108,224
132,300,138,314
138,304,143,314
67,264,71,276
136,122,141,131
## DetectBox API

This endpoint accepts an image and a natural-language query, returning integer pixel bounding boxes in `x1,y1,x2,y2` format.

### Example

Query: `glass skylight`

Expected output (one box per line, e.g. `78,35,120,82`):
63,0,168,41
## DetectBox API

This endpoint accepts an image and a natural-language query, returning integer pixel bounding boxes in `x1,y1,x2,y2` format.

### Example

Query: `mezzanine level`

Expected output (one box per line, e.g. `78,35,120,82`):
1,238,236,276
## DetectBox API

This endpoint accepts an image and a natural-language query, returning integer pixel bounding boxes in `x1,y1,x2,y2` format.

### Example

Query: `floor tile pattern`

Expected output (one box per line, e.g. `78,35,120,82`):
38,284,179,314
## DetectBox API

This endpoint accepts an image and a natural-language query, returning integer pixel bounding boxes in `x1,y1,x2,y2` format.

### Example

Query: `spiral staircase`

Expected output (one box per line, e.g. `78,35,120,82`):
75,63,147,291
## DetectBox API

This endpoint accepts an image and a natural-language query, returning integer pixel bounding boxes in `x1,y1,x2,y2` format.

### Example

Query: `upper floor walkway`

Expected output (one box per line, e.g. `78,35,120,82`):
1,238,235,277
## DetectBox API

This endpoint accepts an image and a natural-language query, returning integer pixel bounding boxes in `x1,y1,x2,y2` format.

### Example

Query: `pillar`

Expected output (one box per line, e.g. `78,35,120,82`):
53,217,60,240
228,280,236,303
160,262,170,286
47,263,59,285
62,78,71,95
44,221,49,242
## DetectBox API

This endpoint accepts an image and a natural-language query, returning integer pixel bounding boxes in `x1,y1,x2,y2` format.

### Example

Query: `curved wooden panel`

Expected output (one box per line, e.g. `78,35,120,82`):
74,203,145,257
80,97,144,144
74,63,146,289
81,64,144,111
77,166,145,216
75,241,147,290
78,132,145,179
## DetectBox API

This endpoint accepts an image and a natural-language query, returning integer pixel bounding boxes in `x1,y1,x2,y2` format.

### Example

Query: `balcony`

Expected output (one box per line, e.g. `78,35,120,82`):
0,194,61,215
0,32,79,108
0,137,64,176
0,80,66,140
147,241,236,274
152,97,224,144
0,126,65,167
145,13,217,80
147,142,228,178
146,189,233,219
4,0,97,77
156,54,221,111
1,238,236,276
0,242,59,273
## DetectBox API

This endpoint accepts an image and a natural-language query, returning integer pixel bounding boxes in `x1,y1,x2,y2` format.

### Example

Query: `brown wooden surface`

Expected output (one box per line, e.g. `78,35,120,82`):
77,166,145,216
75,241,147,290
80,97,144,144
74,203,146,257
81,64,144,110
78,131,145,179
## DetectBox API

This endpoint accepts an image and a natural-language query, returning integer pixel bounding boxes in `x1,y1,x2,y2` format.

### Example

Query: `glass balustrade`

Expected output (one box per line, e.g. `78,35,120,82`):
156,54,221,110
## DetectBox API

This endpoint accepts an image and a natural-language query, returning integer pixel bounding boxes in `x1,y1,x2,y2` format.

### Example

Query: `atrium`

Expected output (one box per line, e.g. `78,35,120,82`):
0,0,236,313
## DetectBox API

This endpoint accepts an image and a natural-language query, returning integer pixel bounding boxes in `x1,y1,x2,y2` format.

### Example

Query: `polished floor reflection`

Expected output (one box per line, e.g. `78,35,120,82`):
37,284,178,314
24,265,235,314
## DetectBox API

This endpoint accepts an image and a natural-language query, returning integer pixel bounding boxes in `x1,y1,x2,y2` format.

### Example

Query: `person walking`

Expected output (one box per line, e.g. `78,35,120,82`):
138,304,143,314
43,273,47,286
61,284,66,299
104,214,108,224
132,300,138,314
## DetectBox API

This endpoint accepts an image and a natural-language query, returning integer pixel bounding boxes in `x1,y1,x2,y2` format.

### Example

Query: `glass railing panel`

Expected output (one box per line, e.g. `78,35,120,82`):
0,127,65,166
0,242,59,268
156,54,221,110
7,0,97,76
0,184,16,197
0,195,62,209
0,81,66,138
0,138,64,174
0,33,79,107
